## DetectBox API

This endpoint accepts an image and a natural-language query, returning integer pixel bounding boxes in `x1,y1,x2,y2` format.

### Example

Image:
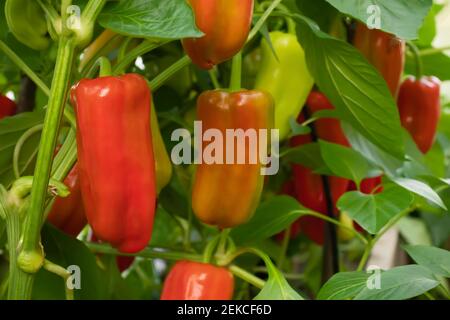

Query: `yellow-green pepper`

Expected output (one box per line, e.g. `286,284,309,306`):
254,31,314,140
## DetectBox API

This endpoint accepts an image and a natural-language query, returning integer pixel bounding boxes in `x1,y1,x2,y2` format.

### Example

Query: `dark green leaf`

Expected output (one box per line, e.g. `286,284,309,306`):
319,140,371,185
230,196,311,245
294,16,405,158
98,0,203,39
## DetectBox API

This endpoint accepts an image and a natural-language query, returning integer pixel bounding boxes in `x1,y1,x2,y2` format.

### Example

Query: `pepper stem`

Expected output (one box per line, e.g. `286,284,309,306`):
229,52,243,92
98,57,112,77
407,41,423,79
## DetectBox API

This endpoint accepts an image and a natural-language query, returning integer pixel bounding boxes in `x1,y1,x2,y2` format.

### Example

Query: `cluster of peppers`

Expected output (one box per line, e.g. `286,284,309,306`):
3,0,441,300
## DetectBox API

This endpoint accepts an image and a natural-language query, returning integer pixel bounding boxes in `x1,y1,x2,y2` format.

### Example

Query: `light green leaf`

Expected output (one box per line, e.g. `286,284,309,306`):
317,271,369,300
403,245,450,278
337,184,413,234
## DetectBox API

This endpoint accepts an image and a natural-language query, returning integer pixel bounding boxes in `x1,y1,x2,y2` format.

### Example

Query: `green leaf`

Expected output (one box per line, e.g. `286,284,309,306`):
0,111,44,187
289,117,311,136
33,224,107,300
416,4,444,47
398,216,432,246
393,177,446,210
325,0,432,40
230,196,311,245
319,140,371,186
337,184,413,234
355,265,439,300
254,254,304,300
254,266,304,300
285,143,333,175
317,271,369,300
294,15,405,159
295,0,339,33
98,0,203,39
403,245,450,278
149,206,183,247
341,122,404,177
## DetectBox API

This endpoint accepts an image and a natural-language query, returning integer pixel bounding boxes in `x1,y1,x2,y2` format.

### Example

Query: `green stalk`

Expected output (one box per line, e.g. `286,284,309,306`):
86,242,203,262
148,55,192,91
17,37,76,291
229,52,242,92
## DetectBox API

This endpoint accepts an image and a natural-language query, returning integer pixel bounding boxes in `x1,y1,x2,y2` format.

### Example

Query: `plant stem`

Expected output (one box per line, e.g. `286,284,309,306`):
229,52,242,92
407,41,423,79
113,40,171,74
247,0,283,41
86,242,204,262
13,125,44,179
17,37,76,296
43,260,74,300
229,265,265,289
356,206,415,271
420,46,450,56
277,225,291,269
148,55,191,91
0,40,76,127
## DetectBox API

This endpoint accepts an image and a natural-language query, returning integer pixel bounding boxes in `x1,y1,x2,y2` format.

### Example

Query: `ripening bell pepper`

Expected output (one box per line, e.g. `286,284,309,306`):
161,260,234,300
151,103,173,193
48,163,87,237
397,76,441,154
5,0,50,50
255,31,314,140
192,90,274,228
72,74,157,253
290,92,350,245
353,23,405,98
0,94,16,119
183,0,254,69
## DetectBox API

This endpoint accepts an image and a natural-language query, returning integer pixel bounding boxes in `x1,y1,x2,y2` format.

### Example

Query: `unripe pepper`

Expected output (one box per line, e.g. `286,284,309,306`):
192,90,274,228
47,163,87,237
151,103,173,193
353,23,405,98
255,31,314,140
72,74,156,253
161,260,234,300
397,76,441,154
0,94,16,118
291,92,349,245
5,0,50,50
183,0,254,69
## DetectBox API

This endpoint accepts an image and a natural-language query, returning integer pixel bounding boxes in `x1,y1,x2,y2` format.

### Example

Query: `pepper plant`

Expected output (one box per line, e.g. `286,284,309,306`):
0,0,449,301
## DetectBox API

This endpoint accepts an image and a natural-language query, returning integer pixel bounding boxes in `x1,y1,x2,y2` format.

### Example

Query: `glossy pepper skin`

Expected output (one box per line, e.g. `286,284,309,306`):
291,92,349,245
0,94,16,119
397,76,441,154
72,74,156,253
48,163,87,237
353,23,405,98
255,31,314,140
161,261,234,300
183,0,254,69
192,90,274,228
5,0,49,50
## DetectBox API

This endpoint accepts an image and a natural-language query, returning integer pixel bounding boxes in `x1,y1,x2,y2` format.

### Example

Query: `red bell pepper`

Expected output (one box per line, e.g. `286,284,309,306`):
0,94,16,118
353,23,405,98
47,163,87,237
290,92,349,245
161,260,234,300
71,74,156,253
183,0,254,69
397,76,441,154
